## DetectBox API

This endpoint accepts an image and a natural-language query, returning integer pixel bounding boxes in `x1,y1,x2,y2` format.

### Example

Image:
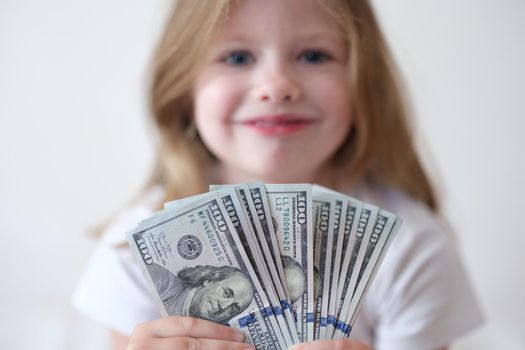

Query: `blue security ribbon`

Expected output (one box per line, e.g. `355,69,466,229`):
262,307,274,317
238,314,257,328
335,320,346,331
306,313,314,322
273,306,283,316
281,300,290,310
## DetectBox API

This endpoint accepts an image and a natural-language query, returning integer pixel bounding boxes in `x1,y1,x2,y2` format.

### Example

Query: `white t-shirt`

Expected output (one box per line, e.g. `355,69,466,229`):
72,184,484,349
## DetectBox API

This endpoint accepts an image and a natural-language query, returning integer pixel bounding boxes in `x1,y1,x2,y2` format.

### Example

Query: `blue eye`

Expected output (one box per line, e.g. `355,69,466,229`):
224,51,254,66
299,50,331,64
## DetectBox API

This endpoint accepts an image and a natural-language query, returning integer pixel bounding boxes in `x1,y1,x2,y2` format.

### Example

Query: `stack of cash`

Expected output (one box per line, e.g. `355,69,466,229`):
127,183,401,349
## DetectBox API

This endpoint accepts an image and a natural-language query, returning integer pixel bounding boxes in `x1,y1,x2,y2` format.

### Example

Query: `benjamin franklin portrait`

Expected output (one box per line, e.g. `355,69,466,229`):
146,263,254,324
282,255,306,303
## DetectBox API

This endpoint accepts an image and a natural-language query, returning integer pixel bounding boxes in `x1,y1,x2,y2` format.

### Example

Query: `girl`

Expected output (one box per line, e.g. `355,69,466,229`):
73,0,483,349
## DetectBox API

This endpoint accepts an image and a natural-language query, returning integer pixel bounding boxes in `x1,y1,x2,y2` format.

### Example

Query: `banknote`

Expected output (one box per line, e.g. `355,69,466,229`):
355,211,397,288
342,213,401,333
311,194,335,340
248,184,301,333
211,184,299,342
333,203,378,338
127,193,280,349
248,184,289,295
309,186,367,338
311,186,348,339
333,199,362,335
215,187,297,346
130,183,402,347
264,184,314,342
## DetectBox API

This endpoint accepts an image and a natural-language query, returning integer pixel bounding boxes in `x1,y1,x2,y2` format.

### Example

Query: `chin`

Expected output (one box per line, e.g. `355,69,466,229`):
252,167,315,184
223,153,322,183
268,159,321,181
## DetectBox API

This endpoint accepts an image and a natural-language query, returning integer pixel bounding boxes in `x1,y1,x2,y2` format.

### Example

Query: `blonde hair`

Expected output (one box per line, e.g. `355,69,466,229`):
145,0,438,210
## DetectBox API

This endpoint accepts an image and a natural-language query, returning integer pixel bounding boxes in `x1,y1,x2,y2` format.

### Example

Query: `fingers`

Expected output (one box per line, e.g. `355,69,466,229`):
133,316,245,342
128,336,254,350
288,339,372,350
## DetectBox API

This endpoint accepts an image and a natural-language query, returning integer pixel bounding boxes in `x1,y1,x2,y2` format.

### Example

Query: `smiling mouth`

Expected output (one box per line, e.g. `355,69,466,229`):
238,115,315,136
246,119,308,126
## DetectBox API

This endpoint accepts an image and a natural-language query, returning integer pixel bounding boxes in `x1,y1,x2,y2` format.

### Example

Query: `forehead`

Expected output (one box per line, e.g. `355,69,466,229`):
227,274,253,302
215,0,344,44
225,273,249,286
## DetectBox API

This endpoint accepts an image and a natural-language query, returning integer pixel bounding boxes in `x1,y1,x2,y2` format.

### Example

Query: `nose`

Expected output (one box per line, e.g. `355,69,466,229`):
252,63,302,103
215,298,232,314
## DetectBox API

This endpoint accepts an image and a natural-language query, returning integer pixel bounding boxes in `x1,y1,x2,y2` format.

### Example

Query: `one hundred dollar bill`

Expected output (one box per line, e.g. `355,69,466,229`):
136,184,402,345
264,184,314,342
341,212,401,334
248,184,290,295
310,187,368,338
311,193,335,340
216,187,297,346
210,186,299,346
333,199,362,335
333,203,378,338
127,193,280,349
211,184,299,343
311,185,348,339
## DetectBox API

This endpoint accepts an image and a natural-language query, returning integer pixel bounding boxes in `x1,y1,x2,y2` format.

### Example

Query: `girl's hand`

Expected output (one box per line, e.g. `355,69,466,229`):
127,316,253,350
289,339,373,350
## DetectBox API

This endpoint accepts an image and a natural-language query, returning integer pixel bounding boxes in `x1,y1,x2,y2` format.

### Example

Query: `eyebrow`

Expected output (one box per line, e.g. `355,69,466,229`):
296,31,345,42
218,30,345,45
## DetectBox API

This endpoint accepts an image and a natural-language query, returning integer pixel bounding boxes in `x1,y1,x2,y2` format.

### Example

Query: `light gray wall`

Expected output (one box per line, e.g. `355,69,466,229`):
0,0,523,348
372,1,525,348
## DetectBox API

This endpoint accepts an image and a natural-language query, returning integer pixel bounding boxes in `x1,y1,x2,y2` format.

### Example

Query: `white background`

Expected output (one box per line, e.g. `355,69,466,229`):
0,0,524,349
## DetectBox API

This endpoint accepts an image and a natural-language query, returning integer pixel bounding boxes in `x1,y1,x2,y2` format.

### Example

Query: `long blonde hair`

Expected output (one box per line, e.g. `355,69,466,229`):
145,0,438,211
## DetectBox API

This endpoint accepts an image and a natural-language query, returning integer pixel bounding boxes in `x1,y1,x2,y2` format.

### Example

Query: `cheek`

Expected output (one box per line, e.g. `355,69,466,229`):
317,77,351,117
205,285,219,299
308,76,353,139
194,76,243,124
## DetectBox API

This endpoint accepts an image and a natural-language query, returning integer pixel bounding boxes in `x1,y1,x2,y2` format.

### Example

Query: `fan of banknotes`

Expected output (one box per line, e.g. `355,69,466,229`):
127,183,401,349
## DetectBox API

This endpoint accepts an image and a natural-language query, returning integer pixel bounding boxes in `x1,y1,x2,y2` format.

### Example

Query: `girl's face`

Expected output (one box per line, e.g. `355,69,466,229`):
193,0,352,184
